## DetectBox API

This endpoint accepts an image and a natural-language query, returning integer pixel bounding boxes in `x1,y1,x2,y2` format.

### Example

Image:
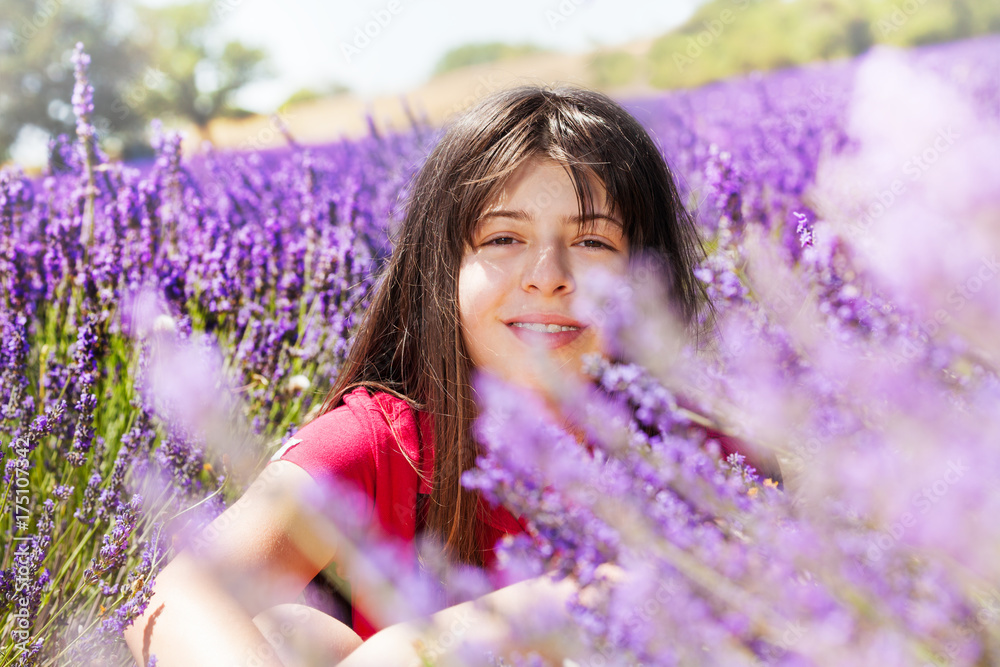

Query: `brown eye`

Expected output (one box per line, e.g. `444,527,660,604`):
486,236,517,246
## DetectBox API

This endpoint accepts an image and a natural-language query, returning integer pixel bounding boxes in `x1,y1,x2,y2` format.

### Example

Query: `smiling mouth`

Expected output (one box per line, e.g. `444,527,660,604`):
509,322,581,333
506,321,586,350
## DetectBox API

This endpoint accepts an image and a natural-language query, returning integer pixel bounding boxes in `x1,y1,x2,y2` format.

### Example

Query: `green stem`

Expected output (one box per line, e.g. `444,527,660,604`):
29,585,87,656
44,524,98,608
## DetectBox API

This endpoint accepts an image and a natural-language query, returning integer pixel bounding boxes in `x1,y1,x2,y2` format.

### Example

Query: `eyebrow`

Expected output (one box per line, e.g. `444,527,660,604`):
477,209,623,228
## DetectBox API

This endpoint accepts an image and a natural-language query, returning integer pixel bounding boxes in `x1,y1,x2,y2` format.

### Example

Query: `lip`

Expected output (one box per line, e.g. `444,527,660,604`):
504,313,587,350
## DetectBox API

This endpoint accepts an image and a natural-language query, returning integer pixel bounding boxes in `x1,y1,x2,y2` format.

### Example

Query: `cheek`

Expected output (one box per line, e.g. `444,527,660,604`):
458,255,512,318
457,259,502,367
602,248,631,277
458,261,489,325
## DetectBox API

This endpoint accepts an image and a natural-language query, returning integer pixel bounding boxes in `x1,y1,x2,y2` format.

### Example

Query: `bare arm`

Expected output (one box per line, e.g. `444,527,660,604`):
124,551,286,667
123,461,342,667
337,572,602,666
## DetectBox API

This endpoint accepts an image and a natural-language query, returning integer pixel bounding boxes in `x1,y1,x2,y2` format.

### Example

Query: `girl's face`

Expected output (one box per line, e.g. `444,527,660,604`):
458,157,630,397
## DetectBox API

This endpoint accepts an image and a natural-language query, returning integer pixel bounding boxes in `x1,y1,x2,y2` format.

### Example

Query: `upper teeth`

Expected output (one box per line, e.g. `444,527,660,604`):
511,322,579,333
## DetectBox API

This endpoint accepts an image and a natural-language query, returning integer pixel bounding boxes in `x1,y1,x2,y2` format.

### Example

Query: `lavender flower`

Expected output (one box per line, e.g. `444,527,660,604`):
793,210,814,250
67,315,102,466
70,44,95,140
704,143,745,226
84,495,141,583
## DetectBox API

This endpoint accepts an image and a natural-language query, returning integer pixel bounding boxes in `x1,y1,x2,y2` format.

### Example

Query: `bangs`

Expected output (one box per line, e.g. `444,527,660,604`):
456,100,630,247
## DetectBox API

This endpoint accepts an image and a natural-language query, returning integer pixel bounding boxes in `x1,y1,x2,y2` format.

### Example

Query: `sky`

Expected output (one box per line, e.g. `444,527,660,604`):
205,0,703,111
8,0,701,165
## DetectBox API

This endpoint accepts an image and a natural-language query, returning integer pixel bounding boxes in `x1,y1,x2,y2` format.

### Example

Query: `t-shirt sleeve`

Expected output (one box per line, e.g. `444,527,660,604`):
266,388,428,642
268,396,378,521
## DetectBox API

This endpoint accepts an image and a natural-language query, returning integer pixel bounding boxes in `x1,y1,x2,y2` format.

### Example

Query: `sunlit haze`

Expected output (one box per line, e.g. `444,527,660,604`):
204,0,700,111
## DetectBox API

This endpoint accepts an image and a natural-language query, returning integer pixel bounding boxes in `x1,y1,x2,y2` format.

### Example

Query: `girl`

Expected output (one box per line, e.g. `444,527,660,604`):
124,85,709,665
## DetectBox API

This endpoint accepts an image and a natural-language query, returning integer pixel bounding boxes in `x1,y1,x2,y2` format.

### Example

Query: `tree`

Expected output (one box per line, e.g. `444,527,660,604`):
0,0,150,161
135,1,270,144
0,0,269,162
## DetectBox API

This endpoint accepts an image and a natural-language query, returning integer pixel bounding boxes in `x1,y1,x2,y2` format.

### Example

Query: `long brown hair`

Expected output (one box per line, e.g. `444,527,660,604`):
314,85,707,566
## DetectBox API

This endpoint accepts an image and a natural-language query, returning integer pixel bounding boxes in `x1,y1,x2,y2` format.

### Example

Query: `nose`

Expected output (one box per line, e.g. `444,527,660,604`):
521,243,574,295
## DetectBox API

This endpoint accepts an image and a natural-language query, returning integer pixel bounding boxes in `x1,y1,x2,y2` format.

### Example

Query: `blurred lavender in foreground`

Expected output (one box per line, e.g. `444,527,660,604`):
455,44,1000,666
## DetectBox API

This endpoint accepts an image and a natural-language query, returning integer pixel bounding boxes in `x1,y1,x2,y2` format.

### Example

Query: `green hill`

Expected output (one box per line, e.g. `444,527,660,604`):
646,0,1000,89
428,1,1000,92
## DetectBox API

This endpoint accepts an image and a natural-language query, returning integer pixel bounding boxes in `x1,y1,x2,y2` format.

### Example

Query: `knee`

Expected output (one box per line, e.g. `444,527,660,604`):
254,603,363,665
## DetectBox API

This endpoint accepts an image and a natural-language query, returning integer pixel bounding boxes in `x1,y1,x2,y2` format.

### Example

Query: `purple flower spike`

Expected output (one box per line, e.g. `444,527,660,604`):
71,43,96,144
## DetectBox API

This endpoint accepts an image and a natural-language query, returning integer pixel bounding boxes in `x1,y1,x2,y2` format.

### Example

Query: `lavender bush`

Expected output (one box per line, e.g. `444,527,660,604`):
1,36,999,666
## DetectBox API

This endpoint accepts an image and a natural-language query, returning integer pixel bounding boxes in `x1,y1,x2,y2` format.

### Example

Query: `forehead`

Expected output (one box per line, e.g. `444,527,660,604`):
480,157,611,215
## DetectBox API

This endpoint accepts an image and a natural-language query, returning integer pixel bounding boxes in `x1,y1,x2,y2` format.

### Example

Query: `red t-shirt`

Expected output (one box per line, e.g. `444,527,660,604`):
268,386,527,640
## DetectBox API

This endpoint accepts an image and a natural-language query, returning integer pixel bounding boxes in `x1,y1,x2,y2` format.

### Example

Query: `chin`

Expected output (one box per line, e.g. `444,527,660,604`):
524,364,591,397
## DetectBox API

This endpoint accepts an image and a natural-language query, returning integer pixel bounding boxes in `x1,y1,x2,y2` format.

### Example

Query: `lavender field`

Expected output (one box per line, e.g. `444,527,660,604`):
2,35,1000,665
